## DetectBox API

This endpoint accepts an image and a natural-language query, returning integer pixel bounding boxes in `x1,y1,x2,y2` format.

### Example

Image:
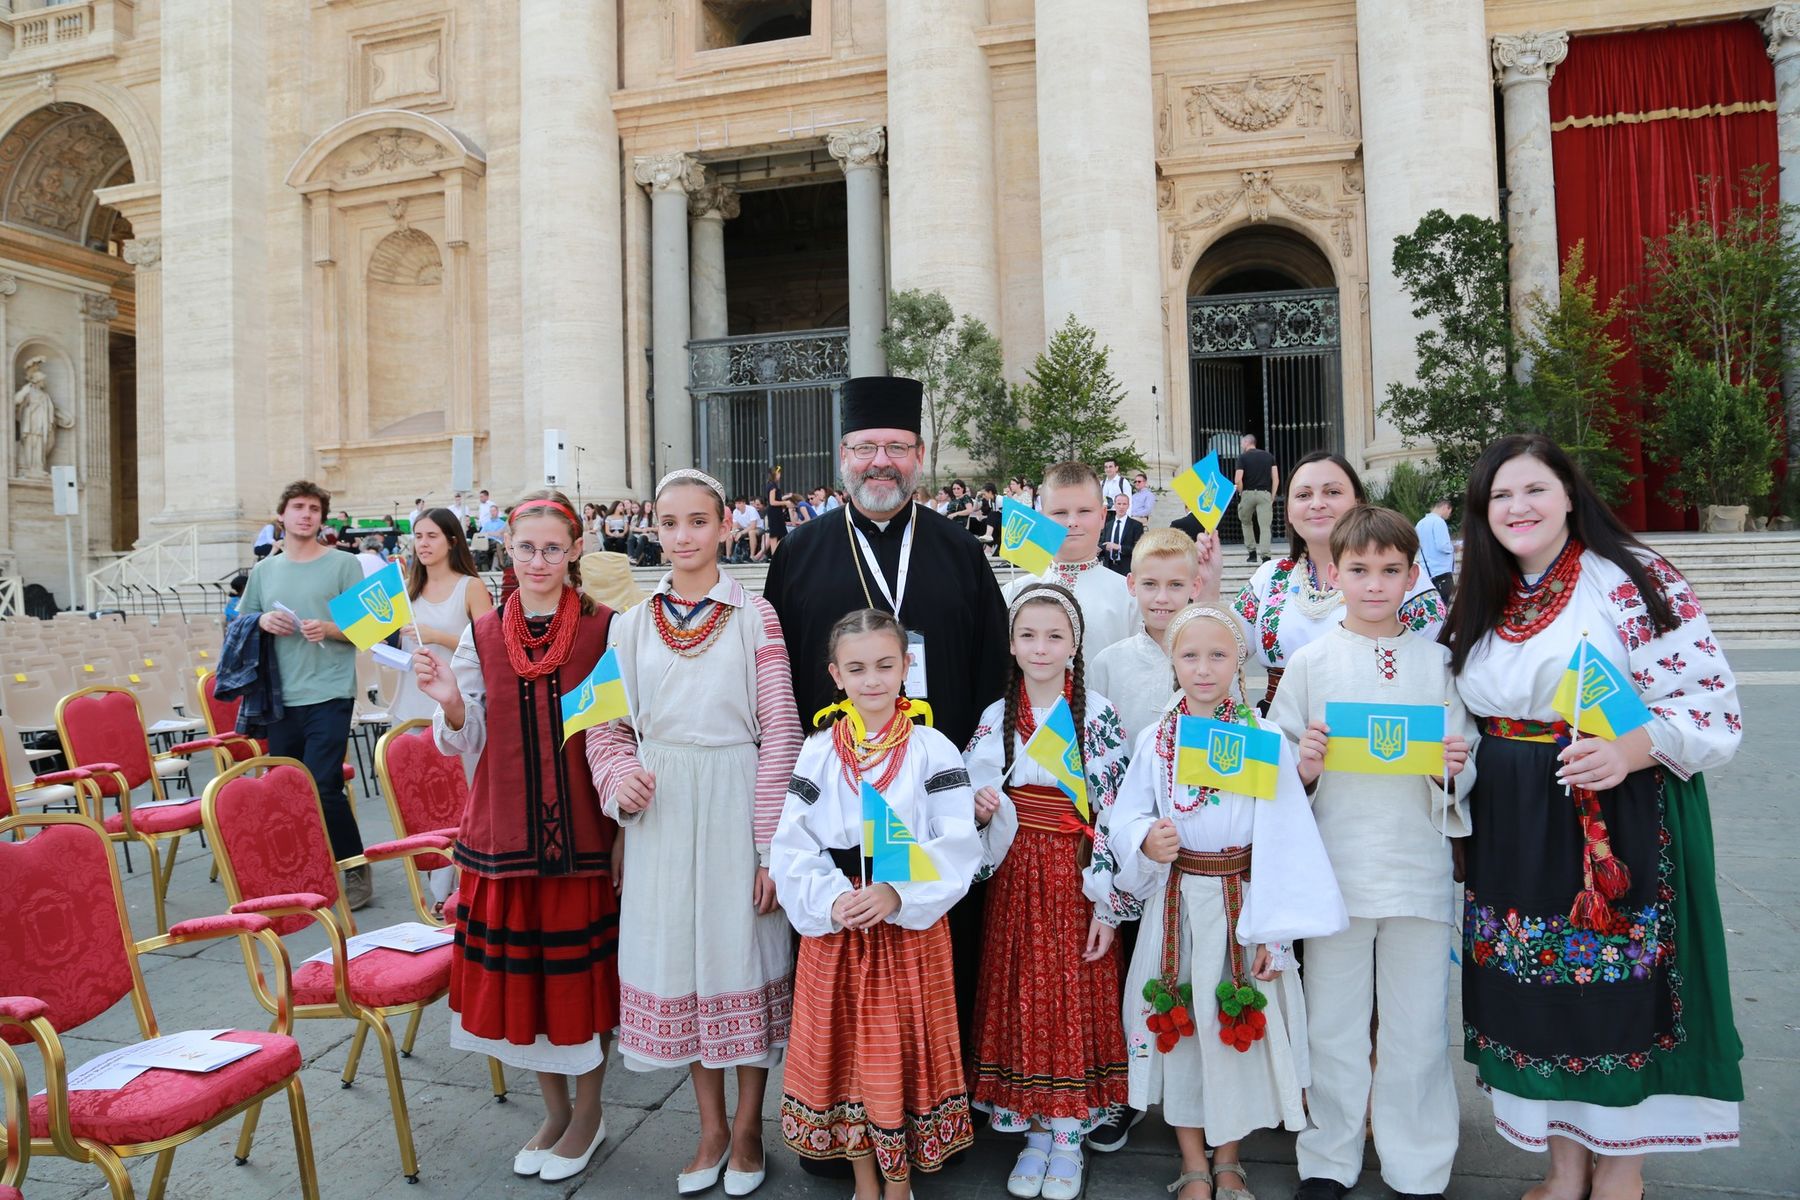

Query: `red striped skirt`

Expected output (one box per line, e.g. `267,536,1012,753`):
971,826,1129,1120
450,872,620,1047
780,912,973,1183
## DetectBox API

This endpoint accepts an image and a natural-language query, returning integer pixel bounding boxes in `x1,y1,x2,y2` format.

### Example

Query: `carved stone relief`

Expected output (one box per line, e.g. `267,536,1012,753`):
11,355,69,478
343,130,449,179
1185,73,1326,137
0,105,131,244
351,16,453,113
1167,168,1360,271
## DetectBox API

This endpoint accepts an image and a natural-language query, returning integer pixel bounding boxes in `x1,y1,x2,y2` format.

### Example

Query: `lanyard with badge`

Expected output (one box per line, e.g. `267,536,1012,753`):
845,504,929,699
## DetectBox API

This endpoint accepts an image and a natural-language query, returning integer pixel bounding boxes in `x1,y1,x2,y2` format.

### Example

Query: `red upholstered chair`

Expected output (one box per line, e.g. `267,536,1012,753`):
0,814,319,1200
55,687,245,934
374,719,467,924
1,1036,27,1199
201,756,504,1184
198,669,363,817
0,724,97,831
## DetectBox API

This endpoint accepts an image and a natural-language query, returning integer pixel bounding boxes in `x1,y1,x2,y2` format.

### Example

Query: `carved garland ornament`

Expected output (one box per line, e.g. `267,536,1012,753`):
1185,74,1324,136
347,130,449,177
1168,168,1358,270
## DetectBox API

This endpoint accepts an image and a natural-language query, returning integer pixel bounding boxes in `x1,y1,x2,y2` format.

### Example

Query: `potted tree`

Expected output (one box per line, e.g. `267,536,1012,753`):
1644,352,1778,532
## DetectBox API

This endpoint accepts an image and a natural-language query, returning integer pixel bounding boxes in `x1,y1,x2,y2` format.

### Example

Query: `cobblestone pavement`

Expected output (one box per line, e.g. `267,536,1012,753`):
11,647,1800,1198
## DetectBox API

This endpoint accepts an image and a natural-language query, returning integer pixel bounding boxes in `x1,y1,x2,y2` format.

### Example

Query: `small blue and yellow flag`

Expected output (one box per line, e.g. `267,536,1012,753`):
1022,696,1091,821
998,497,1067,576
560,648,631,743
1176,714,1281,799
1170,452,1238,533
1322,702,1446,775
327,562,414,652
862,780,940,883
1552,638,1652,740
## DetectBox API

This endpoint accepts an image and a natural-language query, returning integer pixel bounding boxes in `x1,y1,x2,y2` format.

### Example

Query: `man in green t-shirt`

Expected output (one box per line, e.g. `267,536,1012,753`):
240,480,373,907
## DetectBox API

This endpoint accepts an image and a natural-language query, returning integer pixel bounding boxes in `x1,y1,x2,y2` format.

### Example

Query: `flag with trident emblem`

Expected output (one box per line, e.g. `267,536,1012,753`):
998,497,1067,576
1552,635,1652,740
327,562,414,651
561,648,630,744
1170,452,1237,533
1176,713,1280,799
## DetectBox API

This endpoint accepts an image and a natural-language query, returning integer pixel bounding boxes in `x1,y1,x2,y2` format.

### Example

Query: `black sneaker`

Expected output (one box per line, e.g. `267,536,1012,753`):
1246,551,1259,563
1084,1106,1144,1152
1294,1180,1351,1200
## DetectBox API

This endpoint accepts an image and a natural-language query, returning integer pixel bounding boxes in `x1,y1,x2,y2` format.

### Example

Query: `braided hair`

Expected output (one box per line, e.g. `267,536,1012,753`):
1000,582,1090,783
820,608,912,728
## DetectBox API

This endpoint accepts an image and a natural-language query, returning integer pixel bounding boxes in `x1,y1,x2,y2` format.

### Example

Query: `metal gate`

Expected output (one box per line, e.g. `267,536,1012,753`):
1187,288,1342,545
687,328,848,503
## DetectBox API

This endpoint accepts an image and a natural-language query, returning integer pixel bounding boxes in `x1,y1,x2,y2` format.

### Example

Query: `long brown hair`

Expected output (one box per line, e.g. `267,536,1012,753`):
509,486,597,615
406,507,480,601
1443,434,1675,673
1000,583,1090,788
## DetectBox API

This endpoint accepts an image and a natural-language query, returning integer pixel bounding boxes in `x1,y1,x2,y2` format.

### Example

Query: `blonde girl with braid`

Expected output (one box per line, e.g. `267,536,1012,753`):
1098,605,1345,1200
771,608,983,1199
962,581,1136,1200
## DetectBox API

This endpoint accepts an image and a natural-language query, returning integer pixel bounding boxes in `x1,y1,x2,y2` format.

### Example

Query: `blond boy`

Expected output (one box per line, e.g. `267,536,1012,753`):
1002,461,1136,656
1089,529,1198,741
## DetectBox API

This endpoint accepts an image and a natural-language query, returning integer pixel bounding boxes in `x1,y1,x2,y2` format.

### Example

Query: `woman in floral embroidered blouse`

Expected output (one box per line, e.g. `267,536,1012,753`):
1209,452,1445,711
1446,435,1744,1200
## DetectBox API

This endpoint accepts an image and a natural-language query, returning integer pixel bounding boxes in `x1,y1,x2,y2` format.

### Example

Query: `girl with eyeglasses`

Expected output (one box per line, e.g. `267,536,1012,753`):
411,487,622,1184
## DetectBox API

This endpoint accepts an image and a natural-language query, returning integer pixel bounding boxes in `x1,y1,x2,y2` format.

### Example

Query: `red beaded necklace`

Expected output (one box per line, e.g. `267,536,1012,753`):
502,587,582,680
652,590,733,658
1013,671,1075,742
1156,695,1243,808
831,701,917,791
1497,538,1584,643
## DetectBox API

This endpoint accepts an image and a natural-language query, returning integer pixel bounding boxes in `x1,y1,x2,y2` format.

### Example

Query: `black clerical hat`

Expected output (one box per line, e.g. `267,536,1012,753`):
840,376,922,436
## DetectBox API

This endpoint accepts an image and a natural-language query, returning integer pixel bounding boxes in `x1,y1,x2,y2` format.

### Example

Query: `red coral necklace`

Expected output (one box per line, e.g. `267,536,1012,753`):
1498,538,1584,643
502,587,581,680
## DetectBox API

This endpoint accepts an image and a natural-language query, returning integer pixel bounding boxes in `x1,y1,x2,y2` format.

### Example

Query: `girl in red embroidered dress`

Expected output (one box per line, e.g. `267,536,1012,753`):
413,488,620,1184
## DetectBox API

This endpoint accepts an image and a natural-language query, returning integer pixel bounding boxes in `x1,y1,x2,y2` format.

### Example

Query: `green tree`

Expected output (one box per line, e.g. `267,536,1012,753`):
1645,351,1778,512
1516,241,1630,505
1010,316,1144,483
1379,210,1524,496
881,288,1006,488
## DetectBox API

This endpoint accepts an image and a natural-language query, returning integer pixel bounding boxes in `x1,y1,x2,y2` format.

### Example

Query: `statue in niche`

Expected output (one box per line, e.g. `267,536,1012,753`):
13,357,70,477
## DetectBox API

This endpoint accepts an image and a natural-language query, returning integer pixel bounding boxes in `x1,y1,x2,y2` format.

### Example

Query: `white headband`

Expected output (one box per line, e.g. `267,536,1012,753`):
1007,582,1084,648
1162,604,1247,663
656,468,729,509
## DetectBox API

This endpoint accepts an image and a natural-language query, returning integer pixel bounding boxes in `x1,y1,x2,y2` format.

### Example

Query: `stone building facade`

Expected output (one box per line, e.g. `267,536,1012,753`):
0,0,1784,599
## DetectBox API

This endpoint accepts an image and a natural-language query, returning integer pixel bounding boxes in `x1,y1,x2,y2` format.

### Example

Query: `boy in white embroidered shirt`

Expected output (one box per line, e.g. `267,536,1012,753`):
1002,461,1137,658
1091,528,1200,743
1267,504,1477,1200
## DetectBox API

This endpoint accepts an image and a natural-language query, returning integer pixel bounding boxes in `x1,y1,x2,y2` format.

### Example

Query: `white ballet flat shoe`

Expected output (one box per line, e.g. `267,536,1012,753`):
512,1141,551,1176
677,1147,730,1195
1039,1149,1085,1200
722,1163,766,1196
537,1118,606,1183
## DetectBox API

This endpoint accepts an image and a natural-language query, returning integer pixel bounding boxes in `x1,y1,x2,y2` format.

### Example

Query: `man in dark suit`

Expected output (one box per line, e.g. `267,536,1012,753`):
1100,490,1142,575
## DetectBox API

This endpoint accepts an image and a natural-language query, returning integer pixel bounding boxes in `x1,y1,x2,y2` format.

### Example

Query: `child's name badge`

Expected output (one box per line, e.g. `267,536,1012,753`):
905,632,928,700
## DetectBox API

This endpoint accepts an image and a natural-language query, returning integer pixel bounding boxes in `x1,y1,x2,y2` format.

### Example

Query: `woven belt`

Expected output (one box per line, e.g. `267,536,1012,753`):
1162,844,1252,1008
1482,715,1569,744
1173,846,1252,877
1008,783,1089,837
1260,667,1285,709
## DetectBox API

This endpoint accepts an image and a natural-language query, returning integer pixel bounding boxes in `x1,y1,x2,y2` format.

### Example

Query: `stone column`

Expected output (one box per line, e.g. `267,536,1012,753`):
0,273,14,544
828,126,889,377
1034,0,1164,461
1357,0,1498,464
80,293,118,555
635,152,704,480
885,0,1000,331
689,182,738,341
159,0,267,577
1494,31,1570,381
1767,6,1800,461
122,236,163,522
521,0,627,500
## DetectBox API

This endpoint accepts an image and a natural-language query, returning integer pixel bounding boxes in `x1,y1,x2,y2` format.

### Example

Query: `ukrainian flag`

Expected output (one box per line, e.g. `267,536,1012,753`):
560,648,631,742
862,780,940,883
1552,638,1653,740
1176,714,1280,799
1322,702,1446,775
998,497,1067,576
1170,452,1238,533
1023,695,1092,821
327,562,413,651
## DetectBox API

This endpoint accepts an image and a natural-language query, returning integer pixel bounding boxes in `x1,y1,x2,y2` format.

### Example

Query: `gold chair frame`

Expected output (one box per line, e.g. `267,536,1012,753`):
0,813,320,1200
373,718,465,926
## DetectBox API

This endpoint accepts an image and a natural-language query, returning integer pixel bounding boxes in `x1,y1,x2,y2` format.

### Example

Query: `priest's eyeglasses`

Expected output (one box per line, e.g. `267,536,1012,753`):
512,542,570,564
843,440,919,461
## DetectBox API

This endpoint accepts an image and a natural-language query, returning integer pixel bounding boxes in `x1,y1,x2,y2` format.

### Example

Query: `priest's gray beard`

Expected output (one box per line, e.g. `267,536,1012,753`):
843,459,919,516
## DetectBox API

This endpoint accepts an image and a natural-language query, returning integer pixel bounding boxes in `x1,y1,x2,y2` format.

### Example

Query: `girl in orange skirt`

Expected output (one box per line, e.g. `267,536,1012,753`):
413,488,621,1185
771,608,983,1199
963,581,1136,1200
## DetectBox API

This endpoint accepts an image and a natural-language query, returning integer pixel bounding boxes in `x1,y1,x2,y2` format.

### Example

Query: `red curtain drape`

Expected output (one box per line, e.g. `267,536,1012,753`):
1550,21,1778,530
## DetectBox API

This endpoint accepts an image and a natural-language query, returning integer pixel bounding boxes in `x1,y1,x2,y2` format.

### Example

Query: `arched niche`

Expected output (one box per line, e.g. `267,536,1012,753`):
285,110,486,484
0,103,133,250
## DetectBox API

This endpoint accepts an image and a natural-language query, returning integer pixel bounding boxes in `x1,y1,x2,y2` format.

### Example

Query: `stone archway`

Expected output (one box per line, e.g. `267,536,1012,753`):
1184,223,1343,544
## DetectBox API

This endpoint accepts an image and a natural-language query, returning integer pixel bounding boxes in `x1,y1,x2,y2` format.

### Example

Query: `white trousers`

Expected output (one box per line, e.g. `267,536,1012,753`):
1296,916,1459,1194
